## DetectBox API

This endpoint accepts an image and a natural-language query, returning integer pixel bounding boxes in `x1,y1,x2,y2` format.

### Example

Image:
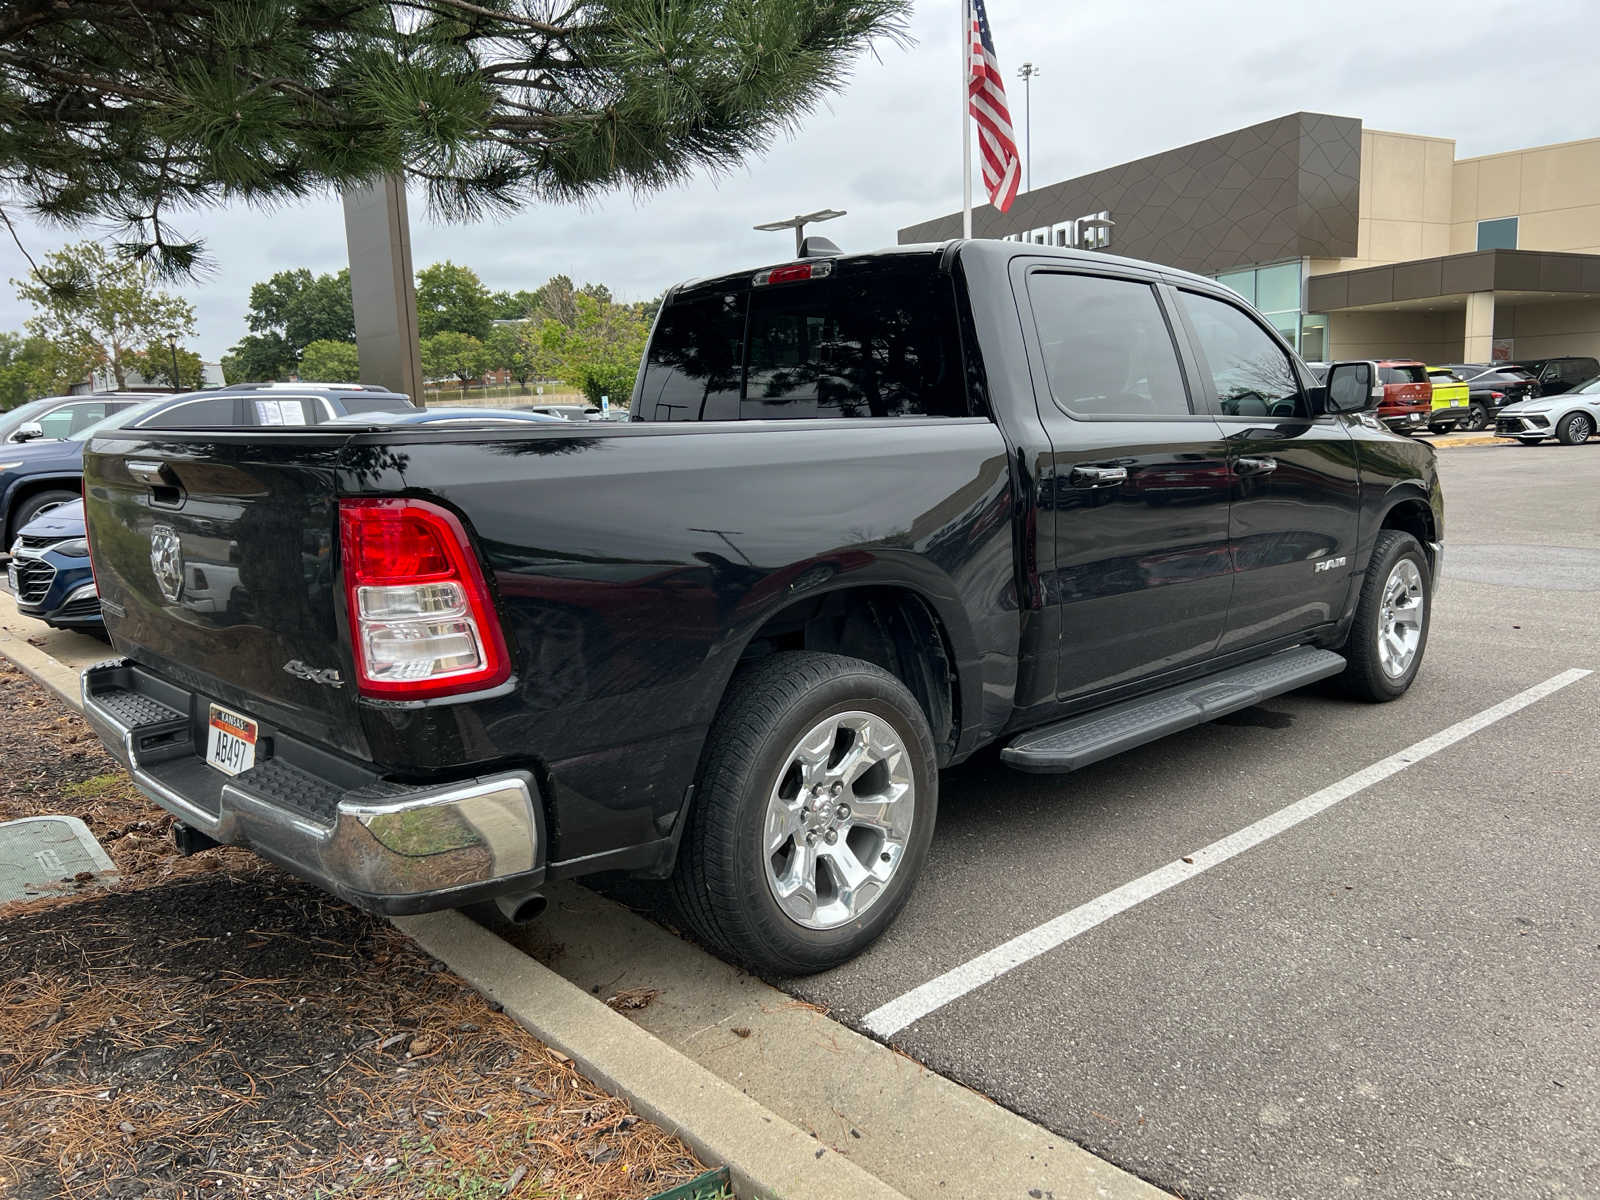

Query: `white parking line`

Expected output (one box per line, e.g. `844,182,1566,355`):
863,667,1593,1040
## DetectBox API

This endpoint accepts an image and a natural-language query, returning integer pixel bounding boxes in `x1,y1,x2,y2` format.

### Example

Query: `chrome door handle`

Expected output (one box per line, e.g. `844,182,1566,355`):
1070,465,1128,487
1234,456,1278,477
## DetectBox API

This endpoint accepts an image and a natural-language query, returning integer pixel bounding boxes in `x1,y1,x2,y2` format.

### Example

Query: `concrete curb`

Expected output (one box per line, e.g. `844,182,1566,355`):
399,909,911,1200
0,636,912,1200
0,627,87,709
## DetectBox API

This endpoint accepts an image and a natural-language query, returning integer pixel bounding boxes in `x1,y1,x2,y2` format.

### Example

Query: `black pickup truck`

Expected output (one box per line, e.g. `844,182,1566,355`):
79,240,1442,974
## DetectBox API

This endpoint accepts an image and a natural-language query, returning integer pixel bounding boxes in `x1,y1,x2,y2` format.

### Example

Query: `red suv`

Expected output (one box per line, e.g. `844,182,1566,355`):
1374,360,1433,433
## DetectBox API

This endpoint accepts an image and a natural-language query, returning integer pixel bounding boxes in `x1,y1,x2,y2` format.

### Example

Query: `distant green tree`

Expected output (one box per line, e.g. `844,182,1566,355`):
485,323,538,393
227,268,354,379
129,341,206,390
416,262,493,341
0,333,70,408
221,333,293,385
299,339,362,383
12,241,194,389
531,275,579,328
420,331,488,399
548,293,650,407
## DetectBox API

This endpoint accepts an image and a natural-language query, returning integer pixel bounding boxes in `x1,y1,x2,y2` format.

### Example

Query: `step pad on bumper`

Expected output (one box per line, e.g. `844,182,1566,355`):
1002,647,1346,773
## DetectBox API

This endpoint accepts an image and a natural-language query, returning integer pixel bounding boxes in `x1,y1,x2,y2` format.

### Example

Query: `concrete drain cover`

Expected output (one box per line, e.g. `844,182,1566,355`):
0,815,118,903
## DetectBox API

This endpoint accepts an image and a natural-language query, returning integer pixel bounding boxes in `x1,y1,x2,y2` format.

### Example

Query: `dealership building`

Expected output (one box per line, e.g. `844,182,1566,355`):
899,112,1600,366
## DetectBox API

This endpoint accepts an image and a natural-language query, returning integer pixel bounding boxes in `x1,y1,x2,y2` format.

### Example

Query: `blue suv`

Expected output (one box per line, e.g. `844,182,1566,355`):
8,498,99,631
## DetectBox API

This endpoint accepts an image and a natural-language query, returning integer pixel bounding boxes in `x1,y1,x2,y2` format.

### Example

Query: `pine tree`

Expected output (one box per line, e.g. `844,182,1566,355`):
0,1,910,277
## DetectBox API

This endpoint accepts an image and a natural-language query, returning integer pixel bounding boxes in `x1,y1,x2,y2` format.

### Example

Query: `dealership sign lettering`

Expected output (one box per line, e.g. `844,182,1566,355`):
1001,210,1114,250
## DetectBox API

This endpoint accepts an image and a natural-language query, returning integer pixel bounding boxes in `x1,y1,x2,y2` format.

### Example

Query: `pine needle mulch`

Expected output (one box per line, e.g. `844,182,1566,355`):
0,661,705,1199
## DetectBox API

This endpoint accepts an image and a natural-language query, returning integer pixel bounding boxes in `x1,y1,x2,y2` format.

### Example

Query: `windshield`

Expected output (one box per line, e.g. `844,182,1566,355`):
67,397,173,441
1574,376,1600,394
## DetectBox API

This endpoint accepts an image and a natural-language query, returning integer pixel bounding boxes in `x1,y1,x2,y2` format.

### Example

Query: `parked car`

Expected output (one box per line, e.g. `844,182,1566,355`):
0,394,147,444
1508,356,1600,397
1,384,416,542
1424,367,1471,433
6,499,100,632
1438,364,1540,430
79,240,1441,975
1374,361,1434,433
1495,373,1600,444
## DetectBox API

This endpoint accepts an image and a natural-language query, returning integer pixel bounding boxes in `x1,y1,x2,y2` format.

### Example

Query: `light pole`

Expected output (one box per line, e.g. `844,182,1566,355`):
754,209,847,256
1017,62,1041,193
165,334,181,392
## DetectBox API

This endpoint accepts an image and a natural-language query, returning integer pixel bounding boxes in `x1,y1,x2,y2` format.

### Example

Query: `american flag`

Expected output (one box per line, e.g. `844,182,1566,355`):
967,0,1020,214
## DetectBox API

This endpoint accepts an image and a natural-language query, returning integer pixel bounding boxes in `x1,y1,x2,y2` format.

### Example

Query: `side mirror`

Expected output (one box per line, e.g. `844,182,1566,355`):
1321,360,1381,414
12,421,44,443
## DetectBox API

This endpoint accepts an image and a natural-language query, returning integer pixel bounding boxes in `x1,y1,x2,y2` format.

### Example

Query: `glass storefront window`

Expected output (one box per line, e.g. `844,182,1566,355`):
1300,314,1328,362
1216,269,1256,305
1255,262,1301,317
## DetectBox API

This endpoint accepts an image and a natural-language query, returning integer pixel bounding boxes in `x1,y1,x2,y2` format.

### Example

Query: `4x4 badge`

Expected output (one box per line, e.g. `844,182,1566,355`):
149,525,183,603
283,660,345,688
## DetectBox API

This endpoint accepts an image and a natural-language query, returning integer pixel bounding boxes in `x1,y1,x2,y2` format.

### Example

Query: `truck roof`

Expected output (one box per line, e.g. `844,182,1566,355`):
670,238,1232,300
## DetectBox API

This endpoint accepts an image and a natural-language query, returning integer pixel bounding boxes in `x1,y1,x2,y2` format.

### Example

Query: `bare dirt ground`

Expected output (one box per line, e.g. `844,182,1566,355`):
0,660,707,1199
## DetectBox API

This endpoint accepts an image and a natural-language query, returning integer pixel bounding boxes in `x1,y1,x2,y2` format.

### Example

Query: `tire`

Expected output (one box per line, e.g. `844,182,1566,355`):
7,489,76,541
671,650,938,975
1428,423,1450,435
1337,530,1431,702
1461,404,1488,432
1555,411,1594,445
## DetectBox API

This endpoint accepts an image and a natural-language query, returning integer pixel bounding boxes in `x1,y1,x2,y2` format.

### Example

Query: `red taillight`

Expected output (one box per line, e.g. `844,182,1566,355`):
1490,391,1504,401
753,260,833,286
338,498,510,700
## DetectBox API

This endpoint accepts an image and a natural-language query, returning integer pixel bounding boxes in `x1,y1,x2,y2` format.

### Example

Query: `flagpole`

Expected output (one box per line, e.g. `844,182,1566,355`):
961,0,972,238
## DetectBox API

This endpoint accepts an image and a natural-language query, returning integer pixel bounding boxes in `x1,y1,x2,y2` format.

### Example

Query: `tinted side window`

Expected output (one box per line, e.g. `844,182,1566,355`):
338,395,418,415
1562,358,1598,384
636,291,746,421
742,265,965,420
137,397,242,429
1179,291,1308,418
1027,273,1189,417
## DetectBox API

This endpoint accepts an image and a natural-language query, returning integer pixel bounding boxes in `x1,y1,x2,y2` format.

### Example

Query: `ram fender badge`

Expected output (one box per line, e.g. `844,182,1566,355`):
1313,555,1348,574
283,659,345,688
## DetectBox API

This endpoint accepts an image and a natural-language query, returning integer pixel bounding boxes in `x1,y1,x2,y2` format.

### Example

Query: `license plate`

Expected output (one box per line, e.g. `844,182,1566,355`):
4,564,15,593
1409,412,1423,423
206,704,258,776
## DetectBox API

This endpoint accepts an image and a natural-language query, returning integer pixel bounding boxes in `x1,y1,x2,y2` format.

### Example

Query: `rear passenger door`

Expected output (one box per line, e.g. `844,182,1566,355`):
1169,285,1360,653
1014,262,1235,701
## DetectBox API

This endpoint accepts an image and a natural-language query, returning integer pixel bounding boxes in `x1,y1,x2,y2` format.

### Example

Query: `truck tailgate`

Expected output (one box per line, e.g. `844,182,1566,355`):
81,432,368,758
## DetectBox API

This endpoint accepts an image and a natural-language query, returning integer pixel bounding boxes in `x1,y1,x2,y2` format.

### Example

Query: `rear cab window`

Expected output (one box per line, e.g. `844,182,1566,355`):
636,256,972,422
1379,365,1428,386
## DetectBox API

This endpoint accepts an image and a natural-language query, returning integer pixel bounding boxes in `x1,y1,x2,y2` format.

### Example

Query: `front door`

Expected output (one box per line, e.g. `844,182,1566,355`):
1015,263,1236,701
1169,286,1360,653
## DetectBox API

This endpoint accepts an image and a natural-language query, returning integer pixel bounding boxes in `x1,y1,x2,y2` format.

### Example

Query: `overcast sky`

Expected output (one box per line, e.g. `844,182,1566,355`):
2,0,1593,361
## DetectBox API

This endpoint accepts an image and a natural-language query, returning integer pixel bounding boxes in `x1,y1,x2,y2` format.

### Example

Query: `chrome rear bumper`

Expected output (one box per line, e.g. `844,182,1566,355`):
81,659,545,914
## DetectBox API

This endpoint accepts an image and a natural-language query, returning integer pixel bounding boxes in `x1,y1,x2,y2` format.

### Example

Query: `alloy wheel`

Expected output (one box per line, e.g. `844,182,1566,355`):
1376,559,1425,678
762,710,915,931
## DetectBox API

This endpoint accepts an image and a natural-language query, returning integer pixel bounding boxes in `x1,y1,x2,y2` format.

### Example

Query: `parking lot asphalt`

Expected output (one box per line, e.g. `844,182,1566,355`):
780,445,1600,1199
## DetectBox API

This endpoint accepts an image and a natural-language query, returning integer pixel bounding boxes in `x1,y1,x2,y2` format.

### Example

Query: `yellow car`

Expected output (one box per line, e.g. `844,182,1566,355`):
1426,366,1471,433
